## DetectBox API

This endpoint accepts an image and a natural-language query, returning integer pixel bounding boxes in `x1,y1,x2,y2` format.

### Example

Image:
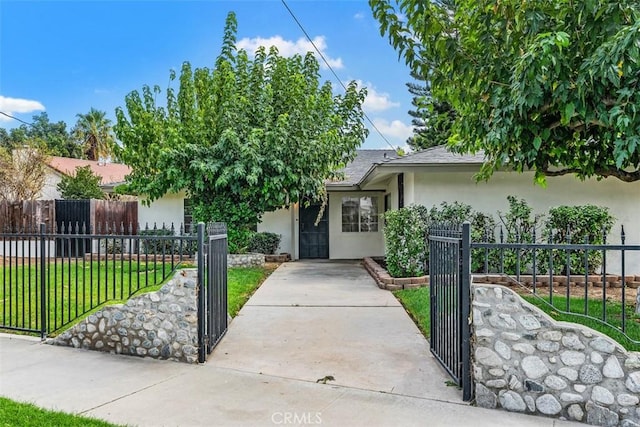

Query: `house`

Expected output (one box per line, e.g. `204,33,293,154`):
42,156,188,228
258,146,640,270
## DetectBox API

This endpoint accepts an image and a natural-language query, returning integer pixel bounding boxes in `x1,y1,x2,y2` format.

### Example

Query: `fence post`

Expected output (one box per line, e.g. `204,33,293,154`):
460,221,472,401
39,223,47,340
197,222,206,363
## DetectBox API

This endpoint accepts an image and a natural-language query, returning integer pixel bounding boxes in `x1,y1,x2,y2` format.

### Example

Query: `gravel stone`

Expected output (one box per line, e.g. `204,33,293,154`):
557,367,578,381
475,384,497,409
499,390,526,412
476,347,503,367
603,355,624,379
536,394,562,415
579,364,603,384
591,385,615,405
560,350,586,366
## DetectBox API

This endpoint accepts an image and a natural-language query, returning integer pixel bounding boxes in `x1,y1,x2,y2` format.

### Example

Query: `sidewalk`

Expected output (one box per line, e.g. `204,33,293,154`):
0,260,579,426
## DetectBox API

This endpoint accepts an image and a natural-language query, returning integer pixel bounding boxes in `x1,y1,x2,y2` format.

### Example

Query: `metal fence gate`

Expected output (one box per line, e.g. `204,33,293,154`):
198,224,229,363
428,222,472,401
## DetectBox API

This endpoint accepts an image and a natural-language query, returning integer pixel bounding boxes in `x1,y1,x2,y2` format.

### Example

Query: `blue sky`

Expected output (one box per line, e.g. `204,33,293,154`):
0,0,415,150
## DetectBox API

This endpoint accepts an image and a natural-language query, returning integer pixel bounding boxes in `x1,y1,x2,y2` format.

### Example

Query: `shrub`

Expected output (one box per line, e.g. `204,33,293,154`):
428,201,497,273
227,228,254,254
489,196,545,274
544,205,615,274
139,227,178,254
248,232,281,254
383,205,429,277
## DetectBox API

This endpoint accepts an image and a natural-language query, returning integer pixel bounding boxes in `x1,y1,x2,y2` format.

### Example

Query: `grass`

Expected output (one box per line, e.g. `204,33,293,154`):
522,292,640,351
394,287,431,338
392,284,640,352
0,397,123,427
227,266,275,317
0,260,173,333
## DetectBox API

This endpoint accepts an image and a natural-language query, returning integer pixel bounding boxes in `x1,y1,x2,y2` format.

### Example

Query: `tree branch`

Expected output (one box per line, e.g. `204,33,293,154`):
542,166,640,182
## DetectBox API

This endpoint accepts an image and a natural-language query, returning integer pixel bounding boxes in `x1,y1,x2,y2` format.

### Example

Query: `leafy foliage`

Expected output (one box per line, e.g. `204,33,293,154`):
115,12,367,248
383,205,429,277
545,205,615,274
0,112,82,158
57,165,105,200
248,232,281,255
72,108,115,161
429,201,496,272
370,0,640,182
0,144,49,202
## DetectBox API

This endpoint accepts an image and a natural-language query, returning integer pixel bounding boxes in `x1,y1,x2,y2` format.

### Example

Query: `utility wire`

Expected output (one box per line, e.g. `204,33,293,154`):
280,0,398,152
0,111,33,126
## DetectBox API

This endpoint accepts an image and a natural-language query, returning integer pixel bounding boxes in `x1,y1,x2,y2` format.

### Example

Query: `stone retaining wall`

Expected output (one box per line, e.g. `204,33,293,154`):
227,253,265,268
363,257,429,290
473,284,640,426
49,269,199,363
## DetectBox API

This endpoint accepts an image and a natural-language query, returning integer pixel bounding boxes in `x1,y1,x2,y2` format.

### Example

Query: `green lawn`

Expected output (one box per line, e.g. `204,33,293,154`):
394,287,431,338
393,285,640,352
522,293,640,351
0,397,123,427
227,266,274,317
0,260,172,333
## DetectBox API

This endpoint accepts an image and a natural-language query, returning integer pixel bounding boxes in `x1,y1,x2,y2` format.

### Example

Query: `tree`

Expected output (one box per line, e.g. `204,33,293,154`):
0,143,49,202
72,108,115,161
370,0,640,182
406,71,454,150
1,112,81,157
114,12,367,245
57,165,105,200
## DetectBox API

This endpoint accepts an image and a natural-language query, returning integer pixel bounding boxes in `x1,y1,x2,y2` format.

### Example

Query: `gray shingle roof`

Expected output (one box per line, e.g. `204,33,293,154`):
380,145,485,165
329,149,398,186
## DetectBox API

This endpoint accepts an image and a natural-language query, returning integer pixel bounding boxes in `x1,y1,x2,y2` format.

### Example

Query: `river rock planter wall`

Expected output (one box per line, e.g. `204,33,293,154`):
227,253,265,268
49,269,199,363
473,284,640,426
363,257,429,290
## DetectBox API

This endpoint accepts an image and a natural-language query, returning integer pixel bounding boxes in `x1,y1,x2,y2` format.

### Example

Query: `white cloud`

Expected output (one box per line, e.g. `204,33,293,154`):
0,96,45,122
236,35,344,70
372,118,413,141
356,81,400,112
354,12,364,20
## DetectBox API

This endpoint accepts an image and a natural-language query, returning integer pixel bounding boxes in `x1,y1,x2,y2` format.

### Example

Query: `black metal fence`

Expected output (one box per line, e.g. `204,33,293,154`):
0,222,228,354
471,226,640,344
198,223,229,363
428,223,472,401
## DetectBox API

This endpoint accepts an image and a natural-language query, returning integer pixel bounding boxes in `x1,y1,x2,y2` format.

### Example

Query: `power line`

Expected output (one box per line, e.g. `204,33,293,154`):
280,0,398,152
0,111,33,126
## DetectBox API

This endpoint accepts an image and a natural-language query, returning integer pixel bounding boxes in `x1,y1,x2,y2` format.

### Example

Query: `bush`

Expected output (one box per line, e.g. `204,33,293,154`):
428,201,496,273
544,205,615,274
248,232,281,254
139,227,178,255
493,196,544,274
383,205,429,277
227,227,254,254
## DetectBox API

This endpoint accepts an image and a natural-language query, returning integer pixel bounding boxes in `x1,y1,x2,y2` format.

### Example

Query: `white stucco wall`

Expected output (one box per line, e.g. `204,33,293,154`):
328,191,385,259
40,171,63,199
410,170,640,273
258,207,296,256
137,192,186,230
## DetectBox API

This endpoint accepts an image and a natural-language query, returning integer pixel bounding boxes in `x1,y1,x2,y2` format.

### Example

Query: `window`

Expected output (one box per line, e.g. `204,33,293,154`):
341,196,379,232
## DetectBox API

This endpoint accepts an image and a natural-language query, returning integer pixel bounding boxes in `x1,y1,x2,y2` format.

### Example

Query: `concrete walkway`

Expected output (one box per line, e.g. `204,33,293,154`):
0,260,579,426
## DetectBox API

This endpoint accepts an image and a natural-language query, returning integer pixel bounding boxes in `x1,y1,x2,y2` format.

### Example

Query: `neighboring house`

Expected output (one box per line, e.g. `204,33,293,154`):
41,156,187,228
258,146,640,270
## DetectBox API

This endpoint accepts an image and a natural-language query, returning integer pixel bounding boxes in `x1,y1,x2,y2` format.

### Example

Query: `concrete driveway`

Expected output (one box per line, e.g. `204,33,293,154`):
0,260,580,426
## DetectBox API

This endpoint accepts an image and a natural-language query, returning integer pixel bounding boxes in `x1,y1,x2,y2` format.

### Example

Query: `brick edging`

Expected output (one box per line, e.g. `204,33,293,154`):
362,257,429,291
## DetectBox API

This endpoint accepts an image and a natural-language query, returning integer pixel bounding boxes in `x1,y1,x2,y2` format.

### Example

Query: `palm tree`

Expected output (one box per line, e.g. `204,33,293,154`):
73,108,114,161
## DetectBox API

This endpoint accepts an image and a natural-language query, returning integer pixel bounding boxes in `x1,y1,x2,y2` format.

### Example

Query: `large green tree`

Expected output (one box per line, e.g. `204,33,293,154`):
115,12,367,242
370,0,640,182
1,112,81,158
72,108,115,161
406,71,454,150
